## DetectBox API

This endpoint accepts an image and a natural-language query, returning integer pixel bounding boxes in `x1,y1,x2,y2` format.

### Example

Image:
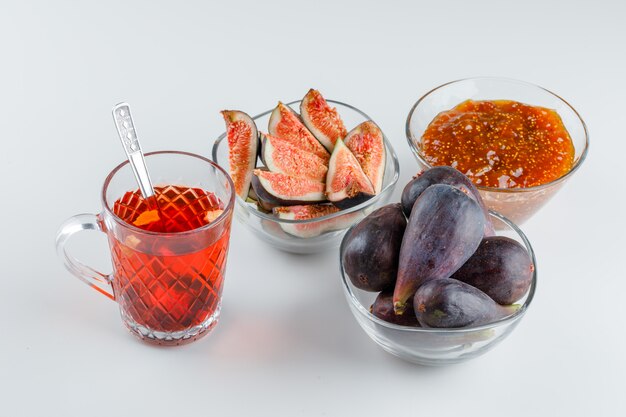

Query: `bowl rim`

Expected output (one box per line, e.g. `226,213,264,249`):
212,99,400,225
339,210,537,334
405,76,590,193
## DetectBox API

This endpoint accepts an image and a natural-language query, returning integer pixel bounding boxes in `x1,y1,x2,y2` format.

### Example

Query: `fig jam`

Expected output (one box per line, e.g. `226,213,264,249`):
421,100,575,188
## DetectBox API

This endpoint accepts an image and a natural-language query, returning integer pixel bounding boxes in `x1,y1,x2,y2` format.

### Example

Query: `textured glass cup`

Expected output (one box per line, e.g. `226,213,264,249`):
56,151,235,345
212,100,400,253
406,77,589,224
340,211,536,366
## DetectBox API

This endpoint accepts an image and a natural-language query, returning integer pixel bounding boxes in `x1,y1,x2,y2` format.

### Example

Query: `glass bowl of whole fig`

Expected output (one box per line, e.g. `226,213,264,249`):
213,89,399,253
340,166,537,366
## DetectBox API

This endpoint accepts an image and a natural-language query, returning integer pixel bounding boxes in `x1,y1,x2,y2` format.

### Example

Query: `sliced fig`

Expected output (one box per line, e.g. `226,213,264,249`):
260,217,290,238
261,133,328,182
326,139,375,209
268,102,329,162
273,204,358,238
343,121,386,194
300,89,347,152
251,169,326,210
221,110,258,199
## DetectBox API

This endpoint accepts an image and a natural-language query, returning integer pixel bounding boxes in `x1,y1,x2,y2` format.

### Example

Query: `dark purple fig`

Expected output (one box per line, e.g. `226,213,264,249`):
393,184,485,314
326,138,375,209
452,236,533,305
414,278,519,328
371,291,419,326
250,169,326,211
342,203,406,291
401,166,494,236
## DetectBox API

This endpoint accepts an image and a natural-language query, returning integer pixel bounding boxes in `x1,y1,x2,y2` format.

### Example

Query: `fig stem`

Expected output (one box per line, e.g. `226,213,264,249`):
393,302,406,315
502,303,522,316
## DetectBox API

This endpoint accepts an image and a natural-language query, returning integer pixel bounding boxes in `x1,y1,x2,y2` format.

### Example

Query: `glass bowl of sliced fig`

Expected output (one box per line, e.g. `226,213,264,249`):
340,166,537,366
212,89,400,253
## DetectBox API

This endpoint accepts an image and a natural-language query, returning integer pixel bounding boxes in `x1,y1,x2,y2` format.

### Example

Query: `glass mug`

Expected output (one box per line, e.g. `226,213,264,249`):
56,151,235,345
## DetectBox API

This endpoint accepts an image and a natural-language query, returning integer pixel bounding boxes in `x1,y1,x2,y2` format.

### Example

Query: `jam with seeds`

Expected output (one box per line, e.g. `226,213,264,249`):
421,100,575,188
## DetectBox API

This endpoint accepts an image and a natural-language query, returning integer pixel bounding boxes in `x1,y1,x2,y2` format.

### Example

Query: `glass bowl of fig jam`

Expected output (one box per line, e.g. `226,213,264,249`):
406,77,589,224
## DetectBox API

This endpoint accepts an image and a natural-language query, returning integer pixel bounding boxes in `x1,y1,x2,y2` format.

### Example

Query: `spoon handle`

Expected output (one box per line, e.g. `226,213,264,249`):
112,102,155,199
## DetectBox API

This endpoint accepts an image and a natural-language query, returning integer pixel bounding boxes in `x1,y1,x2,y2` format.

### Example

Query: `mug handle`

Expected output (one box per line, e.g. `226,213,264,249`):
55,213,115,300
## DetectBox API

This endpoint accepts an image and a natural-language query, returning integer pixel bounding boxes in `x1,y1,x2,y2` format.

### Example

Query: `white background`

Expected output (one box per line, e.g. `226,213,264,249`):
2,1,625,416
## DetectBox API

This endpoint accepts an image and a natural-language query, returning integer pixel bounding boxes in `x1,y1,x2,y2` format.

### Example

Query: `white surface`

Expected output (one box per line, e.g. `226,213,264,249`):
2,1,625,415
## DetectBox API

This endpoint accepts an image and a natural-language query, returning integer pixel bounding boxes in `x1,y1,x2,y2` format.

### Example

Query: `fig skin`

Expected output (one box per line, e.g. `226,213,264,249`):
393,184,485,314
371,291,419,327
414,278,519,328
452,236,533,305
251,169,326,211
342,203,406,292
401,166,495,236
332,192,374,210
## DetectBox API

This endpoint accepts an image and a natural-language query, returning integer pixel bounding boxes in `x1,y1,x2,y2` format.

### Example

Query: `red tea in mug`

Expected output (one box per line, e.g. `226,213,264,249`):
110,185,230,333
56,151,235,345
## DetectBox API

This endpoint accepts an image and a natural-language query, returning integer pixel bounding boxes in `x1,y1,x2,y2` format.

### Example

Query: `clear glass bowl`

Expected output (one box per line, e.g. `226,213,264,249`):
212,100,400,254
340,211,537,366
406,77,589,225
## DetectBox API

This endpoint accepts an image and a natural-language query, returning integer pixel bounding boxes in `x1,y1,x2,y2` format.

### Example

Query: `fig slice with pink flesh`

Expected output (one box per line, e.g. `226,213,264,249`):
261,133,328,182
273,204,358,238
344,121,386,194
251,169,326,210
221,110,258,199
300,89,347,152
326,138,375,209
268,102,329,162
